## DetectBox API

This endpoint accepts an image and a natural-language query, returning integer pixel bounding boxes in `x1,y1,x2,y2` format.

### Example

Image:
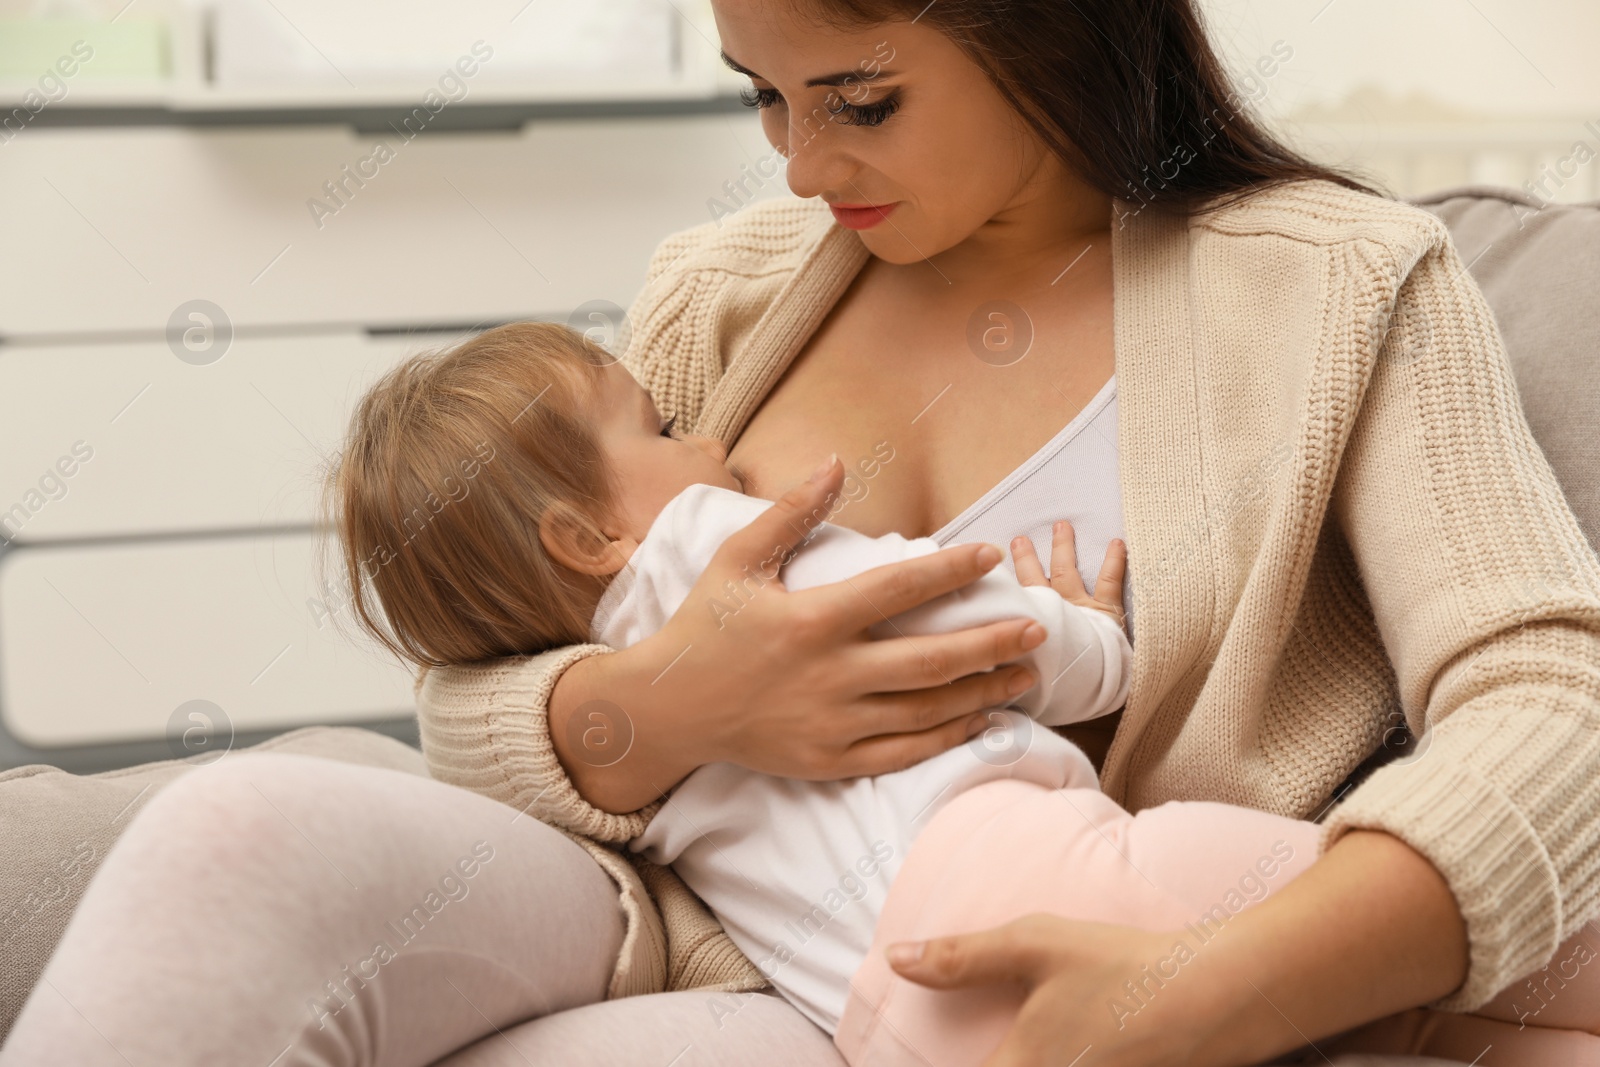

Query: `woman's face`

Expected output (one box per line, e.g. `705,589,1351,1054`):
709,0,1070,265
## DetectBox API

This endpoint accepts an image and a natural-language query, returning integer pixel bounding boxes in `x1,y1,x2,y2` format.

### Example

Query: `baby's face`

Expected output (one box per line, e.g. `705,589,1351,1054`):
591,361,743,543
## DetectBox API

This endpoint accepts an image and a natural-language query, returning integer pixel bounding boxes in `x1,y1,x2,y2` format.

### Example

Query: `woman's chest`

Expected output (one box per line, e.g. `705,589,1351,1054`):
725,263,1116,540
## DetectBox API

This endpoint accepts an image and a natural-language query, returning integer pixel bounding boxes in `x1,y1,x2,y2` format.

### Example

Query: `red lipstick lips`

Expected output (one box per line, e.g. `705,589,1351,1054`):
829,202,898,230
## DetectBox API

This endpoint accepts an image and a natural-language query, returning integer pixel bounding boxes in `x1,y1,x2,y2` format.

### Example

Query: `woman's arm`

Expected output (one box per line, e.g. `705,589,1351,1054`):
548,458,1051,813
889,829,1466,1066
1317,234,1600,1008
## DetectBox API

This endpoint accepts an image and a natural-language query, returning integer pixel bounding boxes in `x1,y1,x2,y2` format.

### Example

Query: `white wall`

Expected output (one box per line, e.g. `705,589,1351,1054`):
1200,0,1600,118
1199,0,1600,199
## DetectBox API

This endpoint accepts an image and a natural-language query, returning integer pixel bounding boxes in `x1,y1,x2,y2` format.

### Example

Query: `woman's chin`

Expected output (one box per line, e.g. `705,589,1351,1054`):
857,229,944,267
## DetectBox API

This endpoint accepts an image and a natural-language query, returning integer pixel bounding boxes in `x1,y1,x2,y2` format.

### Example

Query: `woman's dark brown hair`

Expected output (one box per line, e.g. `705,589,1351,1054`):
808,0,1383,215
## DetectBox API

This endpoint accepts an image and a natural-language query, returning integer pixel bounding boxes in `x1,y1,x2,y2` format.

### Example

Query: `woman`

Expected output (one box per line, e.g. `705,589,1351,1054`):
6,0,1598,1064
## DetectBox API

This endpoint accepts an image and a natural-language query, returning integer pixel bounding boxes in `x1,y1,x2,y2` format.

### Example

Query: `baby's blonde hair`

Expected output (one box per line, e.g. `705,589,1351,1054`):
326,321,617,666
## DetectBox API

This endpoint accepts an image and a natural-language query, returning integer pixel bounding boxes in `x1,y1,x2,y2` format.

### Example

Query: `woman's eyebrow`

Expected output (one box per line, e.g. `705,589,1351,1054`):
719,49,896,88
719,50,757,78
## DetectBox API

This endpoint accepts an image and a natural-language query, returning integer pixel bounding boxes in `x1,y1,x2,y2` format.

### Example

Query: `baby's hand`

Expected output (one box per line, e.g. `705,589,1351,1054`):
1009,521,1126,626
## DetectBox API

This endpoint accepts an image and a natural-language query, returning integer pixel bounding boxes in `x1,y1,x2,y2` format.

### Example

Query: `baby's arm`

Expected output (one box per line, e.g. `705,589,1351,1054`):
840,522,1129,729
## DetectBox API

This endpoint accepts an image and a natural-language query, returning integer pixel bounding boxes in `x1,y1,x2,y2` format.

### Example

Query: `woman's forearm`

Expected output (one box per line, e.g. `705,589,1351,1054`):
548,636,705,815
1196,828,1470,1064
546,470,1052,815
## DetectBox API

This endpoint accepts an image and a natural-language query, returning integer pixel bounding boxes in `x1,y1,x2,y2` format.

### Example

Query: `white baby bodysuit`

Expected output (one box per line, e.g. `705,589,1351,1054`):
591,483,1131,1033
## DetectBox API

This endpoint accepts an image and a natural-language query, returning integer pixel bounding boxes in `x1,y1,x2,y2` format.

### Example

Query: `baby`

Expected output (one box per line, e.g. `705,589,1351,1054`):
331,320,1131,1020
332,322,1590,1067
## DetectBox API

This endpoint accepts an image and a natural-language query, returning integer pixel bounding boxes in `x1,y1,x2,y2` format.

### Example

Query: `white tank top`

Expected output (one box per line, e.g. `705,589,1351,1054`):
931,375,1134,640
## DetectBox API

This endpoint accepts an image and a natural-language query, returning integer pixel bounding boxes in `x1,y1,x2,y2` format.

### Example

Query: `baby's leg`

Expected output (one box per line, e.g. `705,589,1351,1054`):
0,753,624,1067
835,781,1321,1067
836,780,1600,1067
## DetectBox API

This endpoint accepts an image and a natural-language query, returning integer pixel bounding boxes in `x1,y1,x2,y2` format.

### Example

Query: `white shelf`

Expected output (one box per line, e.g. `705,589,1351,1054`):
0,0,745,121
0,78,729,113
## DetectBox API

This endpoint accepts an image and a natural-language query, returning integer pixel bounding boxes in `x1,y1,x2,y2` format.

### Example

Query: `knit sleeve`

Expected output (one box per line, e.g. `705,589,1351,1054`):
1321,232,1600,1011
415,647,661,842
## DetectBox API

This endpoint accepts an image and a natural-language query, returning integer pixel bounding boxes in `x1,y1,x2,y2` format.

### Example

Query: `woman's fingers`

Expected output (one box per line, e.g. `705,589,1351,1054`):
887,917,1058,990
833,712,988,779
1011,536,1048,587
712,454,845,582
848,618,1045,695
1096,538,1128,610
1049,520,1090,600
852,659,1036,741
811,541,1008,631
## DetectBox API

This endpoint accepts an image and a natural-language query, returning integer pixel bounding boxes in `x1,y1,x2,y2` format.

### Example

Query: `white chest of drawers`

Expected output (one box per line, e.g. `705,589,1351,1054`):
0,107,788,770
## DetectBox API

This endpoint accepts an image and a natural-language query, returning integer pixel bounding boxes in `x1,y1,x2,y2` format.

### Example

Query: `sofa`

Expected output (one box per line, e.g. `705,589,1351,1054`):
2,185,1596,1064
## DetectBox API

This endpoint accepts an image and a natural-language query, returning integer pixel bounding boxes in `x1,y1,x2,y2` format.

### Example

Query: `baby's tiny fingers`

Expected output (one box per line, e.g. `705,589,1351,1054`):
1010,536,1047,587
1050,521,1090,598
1094,539,1128,608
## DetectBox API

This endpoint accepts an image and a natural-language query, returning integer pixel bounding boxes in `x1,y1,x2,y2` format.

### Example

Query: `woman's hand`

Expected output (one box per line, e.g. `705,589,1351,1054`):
887,830,1470,1067
888,916,1224,1067
552,455,1049,814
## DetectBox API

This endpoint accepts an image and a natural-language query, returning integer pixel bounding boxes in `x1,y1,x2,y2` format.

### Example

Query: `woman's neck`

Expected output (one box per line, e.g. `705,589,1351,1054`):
926,168,1113,290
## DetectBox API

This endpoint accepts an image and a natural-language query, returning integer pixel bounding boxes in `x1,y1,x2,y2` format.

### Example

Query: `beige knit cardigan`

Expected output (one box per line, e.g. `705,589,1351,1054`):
416,179,1600,1013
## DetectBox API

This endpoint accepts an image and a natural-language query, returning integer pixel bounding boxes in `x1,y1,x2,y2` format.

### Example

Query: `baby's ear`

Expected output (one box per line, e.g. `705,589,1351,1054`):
538,501,633,576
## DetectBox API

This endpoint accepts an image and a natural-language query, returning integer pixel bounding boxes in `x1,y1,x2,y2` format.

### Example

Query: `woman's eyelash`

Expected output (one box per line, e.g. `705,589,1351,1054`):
739,84,901,128
739,85,781,110
827,91,900,127
659,414,679,438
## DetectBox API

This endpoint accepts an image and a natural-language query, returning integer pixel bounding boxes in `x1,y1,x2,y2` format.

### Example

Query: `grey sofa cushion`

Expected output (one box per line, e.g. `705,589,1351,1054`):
0,726,427,1037
1410,185,1600,547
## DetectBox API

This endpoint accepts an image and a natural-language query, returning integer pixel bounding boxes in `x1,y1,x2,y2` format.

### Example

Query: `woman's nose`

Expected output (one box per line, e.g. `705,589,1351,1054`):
777,111,852,201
